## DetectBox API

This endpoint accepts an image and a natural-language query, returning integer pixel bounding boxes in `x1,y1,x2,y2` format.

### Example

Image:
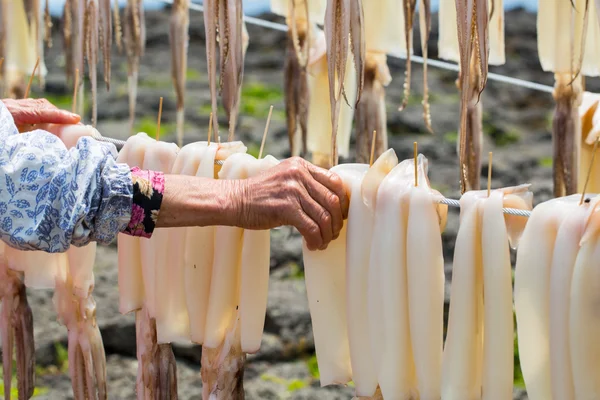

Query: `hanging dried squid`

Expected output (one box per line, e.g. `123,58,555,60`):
354,0,404,163
538,0,600,196
53,243,108,400
270,0,324,157
324,0,365,165
306,27,357,168
203,0,248,142
170,0,189,147
0,243,35,400
398,0,434,133
438,0,504,192
123,0,146,134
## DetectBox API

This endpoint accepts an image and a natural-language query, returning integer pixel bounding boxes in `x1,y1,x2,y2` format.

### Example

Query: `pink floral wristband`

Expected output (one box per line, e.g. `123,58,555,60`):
122,167,165,238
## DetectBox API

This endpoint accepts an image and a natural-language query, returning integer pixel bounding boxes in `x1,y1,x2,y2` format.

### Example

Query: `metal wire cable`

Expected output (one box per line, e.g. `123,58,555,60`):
87,130,530,217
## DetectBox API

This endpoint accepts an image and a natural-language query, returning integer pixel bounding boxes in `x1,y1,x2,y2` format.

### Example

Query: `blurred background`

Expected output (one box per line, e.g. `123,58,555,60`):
5,0,589,399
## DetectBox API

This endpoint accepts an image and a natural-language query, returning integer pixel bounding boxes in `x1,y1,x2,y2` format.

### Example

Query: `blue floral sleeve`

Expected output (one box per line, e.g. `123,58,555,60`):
0,100,133,252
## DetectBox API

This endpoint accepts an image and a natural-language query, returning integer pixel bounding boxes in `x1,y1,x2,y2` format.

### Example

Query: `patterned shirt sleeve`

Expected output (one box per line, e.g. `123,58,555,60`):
0,99,133,252
122,167,165,238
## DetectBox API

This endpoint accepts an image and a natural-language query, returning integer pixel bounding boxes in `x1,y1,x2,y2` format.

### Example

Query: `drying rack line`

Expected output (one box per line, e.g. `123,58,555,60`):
154,0,555,94
89,131,532,218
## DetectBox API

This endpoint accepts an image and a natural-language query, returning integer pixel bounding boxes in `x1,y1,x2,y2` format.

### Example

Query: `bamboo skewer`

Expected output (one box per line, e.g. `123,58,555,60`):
258,105,274,159
580,138,600,205
156,97,164,141
24,57,40,99
72,69,79,114
487,152,493,197
369,130,377,167
208,112,213,146
414,142,418,186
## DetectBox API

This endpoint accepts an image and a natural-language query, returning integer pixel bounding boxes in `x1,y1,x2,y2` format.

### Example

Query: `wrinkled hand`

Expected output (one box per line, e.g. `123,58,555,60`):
2,98,80,132
235,157,350,251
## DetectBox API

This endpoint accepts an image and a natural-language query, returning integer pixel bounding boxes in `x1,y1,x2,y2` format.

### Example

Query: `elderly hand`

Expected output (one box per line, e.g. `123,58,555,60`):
3,98,81,132
235,157,349,250
157,157,350,251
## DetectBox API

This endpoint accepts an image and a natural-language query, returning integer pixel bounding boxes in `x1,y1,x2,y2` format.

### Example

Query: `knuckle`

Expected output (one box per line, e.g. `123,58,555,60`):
320,210,331,226
328,192,340,208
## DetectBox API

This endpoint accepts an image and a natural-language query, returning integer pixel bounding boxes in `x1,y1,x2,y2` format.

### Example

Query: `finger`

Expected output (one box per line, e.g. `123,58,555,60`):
304,179,343,241
300,192,332,250
306,165,350,219
12,109,80,125
294,210,324,251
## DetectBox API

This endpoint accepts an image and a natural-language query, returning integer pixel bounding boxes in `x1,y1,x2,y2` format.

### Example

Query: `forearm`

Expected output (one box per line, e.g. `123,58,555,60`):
0,100,133,251
156,174,241,228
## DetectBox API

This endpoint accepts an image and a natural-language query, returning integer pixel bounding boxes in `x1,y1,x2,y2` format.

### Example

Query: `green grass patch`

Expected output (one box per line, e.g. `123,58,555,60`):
443,131,458,144
305,354,320,379
140,76,172,89
246,143,260,158
260,374,308,392
288,263,305,280
241,81,284,119
186,68,202,82
484,124,521,147
134,117,178,138
55,342,69,371
539,156,553,168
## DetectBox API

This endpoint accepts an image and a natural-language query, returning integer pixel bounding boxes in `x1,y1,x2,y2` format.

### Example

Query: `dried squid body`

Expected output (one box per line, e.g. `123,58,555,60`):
306,27,357,168
239,155,280,353
201,153,259,399
343,162,376,395
514,195,582,400
368,157,419,398
406,156,448,400
176,141,248,345
137,140,179,400
0,242,35,400
443,185,531,400
546,196,600,400
302,164,366,387
116,133,156,315
360,148,398,384
569,198,600,399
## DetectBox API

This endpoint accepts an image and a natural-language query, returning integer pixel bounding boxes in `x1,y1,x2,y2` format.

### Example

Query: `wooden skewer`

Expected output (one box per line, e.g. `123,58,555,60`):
24,57,40,99
156,97,164,141
487,152,493,197
72,68,79,114
369,130,377,167
0,58,4,72
258,105,274,159
580,137,600,205
207,112,213,146
413,142,418,186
